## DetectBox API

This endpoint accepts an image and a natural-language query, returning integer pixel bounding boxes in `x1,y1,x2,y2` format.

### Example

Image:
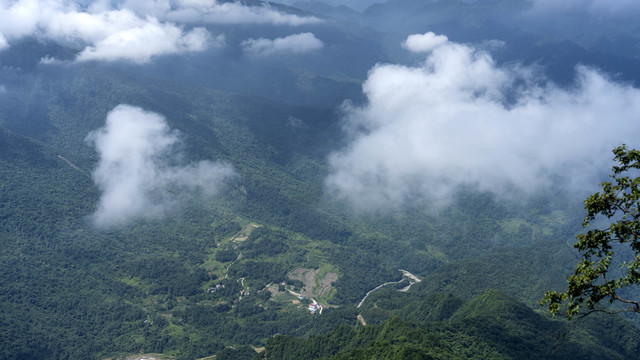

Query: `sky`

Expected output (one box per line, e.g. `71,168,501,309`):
326,32,640,211
86,104,236,226
0,0,322,63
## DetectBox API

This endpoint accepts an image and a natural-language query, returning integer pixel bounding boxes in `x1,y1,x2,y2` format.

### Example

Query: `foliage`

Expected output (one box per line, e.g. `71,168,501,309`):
216,248,238,262
542,145,640,319
0,53,637,359
216,345,261,360
263,290,640,360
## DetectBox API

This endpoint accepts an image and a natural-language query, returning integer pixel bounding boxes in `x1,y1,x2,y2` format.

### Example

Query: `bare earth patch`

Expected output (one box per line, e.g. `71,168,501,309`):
231,223,261,242
288,268,338,298
316,272,338,297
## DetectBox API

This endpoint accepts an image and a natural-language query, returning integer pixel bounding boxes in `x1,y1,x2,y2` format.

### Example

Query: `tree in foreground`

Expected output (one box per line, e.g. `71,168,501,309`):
542,145,640,319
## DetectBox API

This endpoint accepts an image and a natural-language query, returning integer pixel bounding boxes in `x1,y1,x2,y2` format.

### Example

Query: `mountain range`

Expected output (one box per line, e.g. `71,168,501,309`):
1,0,640,359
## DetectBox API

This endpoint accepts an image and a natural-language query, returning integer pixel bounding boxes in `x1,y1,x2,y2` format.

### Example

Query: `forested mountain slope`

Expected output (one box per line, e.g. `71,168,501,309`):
265,290,640,360
1,0,640,359
0,57,628,360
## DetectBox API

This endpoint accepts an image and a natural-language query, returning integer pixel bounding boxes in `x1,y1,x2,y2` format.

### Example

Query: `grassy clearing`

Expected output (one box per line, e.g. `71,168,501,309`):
313,263,339,303
231,222,262,242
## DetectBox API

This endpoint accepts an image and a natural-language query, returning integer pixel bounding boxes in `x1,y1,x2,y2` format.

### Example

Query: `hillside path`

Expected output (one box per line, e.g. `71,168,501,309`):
357,269,421,308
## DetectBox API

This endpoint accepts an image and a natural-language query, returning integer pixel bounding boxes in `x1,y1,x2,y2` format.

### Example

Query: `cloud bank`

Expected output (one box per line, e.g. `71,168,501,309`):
325,32,640,211
241,32,323,56
0,0,319,62
0,0,212,62
74,18,214,63
146,0,322,26
86,104,236,227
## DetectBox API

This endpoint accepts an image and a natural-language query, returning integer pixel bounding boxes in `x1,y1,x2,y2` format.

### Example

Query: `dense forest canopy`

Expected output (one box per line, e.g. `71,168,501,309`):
1,0,640,359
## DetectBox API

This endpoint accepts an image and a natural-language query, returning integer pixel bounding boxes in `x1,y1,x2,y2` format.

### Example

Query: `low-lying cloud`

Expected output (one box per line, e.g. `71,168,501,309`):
75,19,214,63
147,0,322,26
0,1,212,62
402,32,448,53
86,104,236,227
325,32,640,211
241,32,323,56
0,0,319,62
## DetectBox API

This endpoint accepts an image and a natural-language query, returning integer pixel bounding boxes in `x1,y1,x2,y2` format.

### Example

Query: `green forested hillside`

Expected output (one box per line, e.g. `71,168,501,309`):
0,61,631,359
1,1,640,359
265,290,640,360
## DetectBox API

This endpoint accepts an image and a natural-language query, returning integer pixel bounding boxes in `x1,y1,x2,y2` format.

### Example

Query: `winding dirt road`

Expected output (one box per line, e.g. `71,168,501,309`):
357,269,421,308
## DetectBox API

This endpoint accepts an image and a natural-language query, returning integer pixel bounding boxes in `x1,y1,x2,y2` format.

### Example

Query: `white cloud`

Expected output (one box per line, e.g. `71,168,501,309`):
0,0,41,39
127,0,322,26
241,32,323,56
75,22,210,63
39,56,64,64
0,0,214,63
402,32,448,53
325,33,640,211
86,104,236,227
0,0,319,61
